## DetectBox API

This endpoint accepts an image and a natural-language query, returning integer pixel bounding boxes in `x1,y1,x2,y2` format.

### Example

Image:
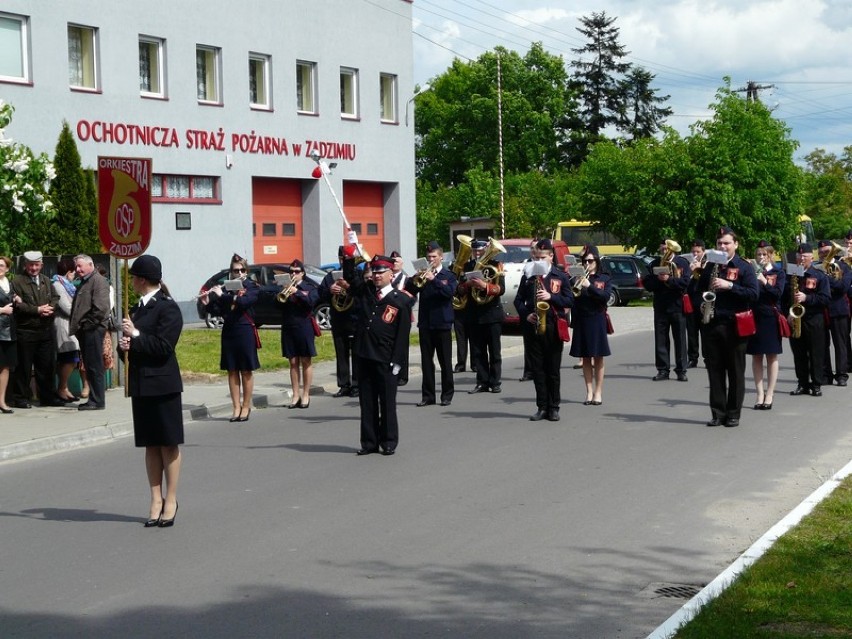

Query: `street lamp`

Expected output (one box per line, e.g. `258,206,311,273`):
404,84,430,127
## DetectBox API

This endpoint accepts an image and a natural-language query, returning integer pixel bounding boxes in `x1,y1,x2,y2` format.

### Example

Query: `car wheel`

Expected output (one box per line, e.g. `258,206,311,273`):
205,312,224,329
607,289,620,307
314,303,331,331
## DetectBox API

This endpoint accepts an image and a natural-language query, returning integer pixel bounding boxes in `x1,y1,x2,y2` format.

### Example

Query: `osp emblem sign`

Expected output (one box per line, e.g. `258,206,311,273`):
98,156,152,258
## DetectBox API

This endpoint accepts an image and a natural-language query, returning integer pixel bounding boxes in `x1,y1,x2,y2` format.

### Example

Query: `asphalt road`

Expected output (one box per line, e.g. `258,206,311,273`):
2,327,851,638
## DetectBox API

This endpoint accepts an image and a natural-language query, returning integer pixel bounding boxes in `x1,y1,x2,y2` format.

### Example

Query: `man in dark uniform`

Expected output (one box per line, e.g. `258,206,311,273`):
844,230,852,374
519,239,538,381
685,239,706,368
697,227,760,427
318,245,359,398
405,241,457,407
642,239,692,382
513,239,573,421
783,243,830,397
9,250,62,408
459,239,506,393
817,239,852,386
348,255,412,456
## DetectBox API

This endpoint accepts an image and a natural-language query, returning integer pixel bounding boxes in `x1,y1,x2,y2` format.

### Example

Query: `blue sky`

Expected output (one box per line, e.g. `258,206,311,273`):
411,0,852,163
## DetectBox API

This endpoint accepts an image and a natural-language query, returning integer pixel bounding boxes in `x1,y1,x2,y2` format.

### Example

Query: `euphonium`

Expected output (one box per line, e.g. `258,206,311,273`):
700,262,720,325
471,237,507,305
535,276,549,335
789,274,804,338
822,241,843,280
660,239,682,277
451,235,473,310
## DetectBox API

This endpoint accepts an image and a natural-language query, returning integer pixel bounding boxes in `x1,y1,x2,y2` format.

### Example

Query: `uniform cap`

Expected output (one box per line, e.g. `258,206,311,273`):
797,242,813,254
536,239,554,252
717,226,735,238
129,254,162,281
471,239,488,250
756,239,772,249
845,229,852,240
817,239,832,249
289,259,304,271
389,250,402,259
426,241,442,252
369,255,393,272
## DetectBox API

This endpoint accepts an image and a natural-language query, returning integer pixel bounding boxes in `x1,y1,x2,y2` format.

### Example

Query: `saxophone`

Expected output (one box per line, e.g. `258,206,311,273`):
535,276,549,335
789,274,804,338
700,262,720,324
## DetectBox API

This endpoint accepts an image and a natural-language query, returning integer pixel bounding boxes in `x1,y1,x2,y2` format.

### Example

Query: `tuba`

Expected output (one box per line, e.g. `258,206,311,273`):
660,239,682,277
471,237,507,305
451,235,473,310
535,276,549,335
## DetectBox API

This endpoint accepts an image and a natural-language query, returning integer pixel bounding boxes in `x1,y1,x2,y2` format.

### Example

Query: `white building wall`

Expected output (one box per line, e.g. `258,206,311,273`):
1,0,416,314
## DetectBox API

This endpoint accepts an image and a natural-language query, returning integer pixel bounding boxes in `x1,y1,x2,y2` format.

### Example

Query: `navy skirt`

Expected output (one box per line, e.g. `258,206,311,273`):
746,311,783,355
281,320,317,359
220,323,260,371
132,392,184,447
569,313,611,358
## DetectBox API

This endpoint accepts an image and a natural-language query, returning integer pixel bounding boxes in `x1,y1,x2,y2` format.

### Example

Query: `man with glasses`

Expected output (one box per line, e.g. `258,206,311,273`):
348,255,412,456
642,238,691,382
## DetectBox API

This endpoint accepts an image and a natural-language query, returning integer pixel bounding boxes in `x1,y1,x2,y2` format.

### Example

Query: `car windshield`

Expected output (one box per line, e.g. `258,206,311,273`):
494,246,533,263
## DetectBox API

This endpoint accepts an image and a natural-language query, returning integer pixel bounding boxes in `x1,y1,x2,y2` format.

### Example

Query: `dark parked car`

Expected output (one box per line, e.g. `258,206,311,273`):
600,255,652,307
196,263,331,329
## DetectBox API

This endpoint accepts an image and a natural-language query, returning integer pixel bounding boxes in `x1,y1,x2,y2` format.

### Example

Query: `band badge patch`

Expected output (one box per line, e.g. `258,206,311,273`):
804,277,817,290
766,274,777,286
550,279,561,294
725,268,739,281
382,306,399,323
594,280,605,290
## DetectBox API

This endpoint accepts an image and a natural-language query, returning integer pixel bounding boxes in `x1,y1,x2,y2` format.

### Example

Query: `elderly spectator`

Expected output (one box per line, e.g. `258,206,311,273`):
52,258,85,402
70,254,110,410
10,250,63,408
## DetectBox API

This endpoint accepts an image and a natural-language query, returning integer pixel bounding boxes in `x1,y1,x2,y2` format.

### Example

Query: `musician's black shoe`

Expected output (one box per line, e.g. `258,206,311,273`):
706,417,723,427
529,410,547,422
790,386,809,396
453,364,466,373
688,360,698,369
468,385,488,394
652,372,669,381
332,388,351,398
725,418,740,427
676,373,688,382
811,386,823,397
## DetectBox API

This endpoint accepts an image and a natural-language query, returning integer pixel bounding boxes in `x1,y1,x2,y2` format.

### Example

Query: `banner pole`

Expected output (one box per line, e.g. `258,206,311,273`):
123,258,130,398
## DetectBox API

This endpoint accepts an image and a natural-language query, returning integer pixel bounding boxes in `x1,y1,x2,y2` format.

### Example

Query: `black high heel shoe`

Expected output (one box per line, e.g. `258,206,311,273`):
158,502,178,528
144,505,164,528
288,398,302,409
0,406,14,414
238,407,251,422
299,399,310,409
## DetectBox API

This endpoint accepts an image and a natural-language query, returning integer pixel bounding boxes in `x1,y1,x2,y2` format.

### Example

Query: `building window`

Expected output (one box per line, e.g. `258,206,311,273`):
249,53,271,109
340,67,358,118
282,223,296,236
151,175,221,204
196,45,221,104
296,60,316,113
367,223,379,236
262,223,276,237
379,73,398,123
350,223,362,235
175,212,191,230
139,36,165,97
68,24,98,90
0,13,29,83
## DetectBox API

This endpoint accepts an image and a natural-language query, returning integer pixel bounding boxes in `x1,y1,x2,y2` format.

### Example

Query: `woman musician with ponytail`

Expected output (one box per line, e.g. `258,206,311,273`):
199,253,260,422
513,239,573,422
568,246,613,407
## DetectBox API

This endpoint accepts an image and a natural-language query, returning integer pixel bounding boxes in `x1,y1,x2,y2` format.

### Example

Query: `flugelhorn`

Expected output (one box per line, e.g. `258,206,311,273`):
471,237,507,305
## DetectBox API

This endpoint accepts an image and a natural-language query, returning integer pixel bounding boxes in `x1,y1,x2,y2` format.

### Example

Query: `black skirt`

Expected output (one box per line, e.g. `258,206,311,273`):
132,392,184,447
220,322,260,371
0,339,17,369
746,311,783,355
280,320,317,358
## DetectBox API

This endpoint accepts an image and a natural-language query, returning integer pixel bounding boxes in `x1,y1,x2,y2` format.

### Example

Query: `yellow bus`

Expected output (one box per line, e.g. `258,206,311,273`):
554,220,636,255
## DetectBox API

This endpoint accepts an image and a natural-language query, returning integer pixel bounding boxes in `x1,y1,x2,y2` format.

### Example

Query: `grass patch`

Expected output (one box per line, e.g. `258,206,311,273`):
673,474,852,638
177,327,419,376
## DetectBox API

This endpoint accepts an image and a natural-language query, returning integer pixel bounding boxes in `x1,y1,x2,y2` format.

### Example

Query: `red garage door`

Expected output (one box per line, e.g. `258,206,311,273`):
252,177,303,263
343,182,384,257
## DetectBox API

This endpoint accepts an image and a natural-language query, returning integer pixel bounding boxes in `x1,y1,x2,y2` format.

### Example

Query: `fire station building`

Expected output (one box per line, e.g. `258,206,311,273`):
0,0,416,310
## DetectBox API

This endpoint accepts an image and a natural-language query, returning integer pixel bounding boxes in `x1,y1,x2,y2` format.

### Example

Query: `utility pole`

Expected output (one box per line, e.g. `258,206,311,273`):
735,80,775,103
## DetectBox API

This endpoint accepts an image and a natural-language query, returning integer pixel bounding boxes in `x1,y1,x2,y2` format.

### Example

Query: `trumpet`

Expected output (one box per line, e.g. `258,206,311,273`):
535,276,549,335
414,267,437,288
277,286,295,303
571,265,592,296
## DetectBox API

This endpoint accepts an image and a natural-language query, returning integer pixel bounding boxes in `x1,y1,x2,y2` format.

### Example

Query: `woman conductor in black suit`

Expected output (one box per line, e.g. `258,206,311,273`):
119,255,184,528
200,254,260,422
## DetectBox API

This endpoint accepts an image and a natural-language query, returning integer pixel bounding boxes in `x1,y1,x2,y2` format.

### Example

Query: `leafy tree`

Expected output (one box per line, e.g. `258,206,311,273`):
801,147,852,240
0,100,55,256
577,81,802,254
31,121,101,255
562,11,632,166
619,67,673,140
415,43,576,187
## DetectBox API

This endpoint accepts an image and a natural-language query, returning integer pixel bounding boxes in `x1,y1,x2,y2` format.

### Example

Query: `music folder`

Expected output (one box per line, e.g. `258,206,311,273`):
411,257,429,273
786,263,805,277
223,279,244,291
274,273,292,288
331,270,343,281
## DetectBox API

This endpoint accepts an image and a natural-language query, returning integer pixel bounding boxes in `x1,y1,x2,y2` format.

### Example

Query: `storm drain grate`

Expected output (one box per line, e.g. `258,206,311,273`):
638,582,703,600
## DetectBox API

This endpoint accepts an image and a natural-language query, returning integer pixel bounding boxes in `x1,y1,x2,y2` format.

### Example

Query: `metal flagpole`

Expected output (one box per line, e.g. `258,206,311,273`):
497,51,505,239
